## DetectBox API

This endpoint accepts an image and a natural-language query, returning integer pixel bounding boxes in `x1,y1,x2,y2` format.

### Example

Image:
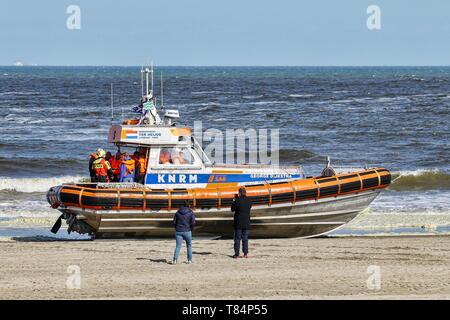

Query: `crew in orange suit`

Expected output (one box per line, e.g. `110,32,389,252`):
136,153,147,184
109,151,122,182
92,149,113,183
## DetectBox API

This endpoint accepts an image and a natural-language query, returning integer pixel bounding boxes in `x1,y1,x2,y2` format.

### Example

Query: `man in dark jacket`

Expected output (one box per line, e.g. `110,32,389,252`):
231,187,252,258
172,201,195,264
88,151,98,182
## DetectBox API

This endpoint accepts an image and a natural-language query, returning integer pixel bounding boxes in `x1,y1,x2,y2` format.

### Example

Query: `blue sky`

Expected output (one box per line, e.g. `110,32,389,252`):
1,0,450,66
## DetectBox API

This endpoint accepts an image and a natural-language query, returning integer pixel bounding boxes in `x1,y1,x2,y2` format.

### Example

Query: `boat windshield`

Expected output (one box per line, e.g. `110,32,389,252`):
159,147,195,165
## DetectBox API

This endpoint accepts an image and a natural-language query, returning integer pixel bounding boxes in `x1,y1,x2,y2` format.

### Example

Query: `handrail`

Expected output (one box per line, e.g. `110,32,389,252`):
356,173,363,191
374,169,381,187
79,188,84,207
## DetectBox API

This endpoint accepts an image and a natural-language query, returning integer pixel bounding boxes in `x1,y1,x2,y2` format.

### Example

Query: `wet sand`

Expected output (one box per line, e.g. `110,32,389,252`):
0,235,449,299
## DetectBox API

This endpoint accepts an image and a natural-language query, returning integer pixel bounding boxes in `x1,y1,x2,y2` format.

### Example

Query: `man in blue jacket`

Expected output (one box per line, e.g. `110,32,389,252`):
172,200,196,264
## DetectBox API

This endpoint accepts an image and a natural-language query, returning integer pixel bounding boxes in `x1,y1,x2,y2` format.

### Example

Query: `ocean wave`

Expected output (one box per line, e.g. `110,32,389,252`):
191,91,225,96
279,149,316,163
0,157,85,174
345,210,450,232
389,169,450,191
0,176,87,193
0,216,58,227
0,91,41,96
288,94,315,98
243,95,264,99
197,103,222,112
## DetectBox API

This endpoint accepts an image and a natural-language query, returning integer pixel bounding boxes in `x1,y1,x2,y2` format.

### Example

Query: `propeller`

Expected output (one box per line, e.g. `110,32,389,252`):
50,214,64,234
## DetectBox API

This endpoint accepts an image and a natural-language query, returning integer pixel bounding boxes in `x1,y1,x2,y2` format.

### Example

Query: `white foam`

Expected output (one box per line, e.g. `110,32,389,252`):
393,168,441,177
346,210,450,231
0,176,86,193
288,94,315,98
243,95,264,99
0,91,41,96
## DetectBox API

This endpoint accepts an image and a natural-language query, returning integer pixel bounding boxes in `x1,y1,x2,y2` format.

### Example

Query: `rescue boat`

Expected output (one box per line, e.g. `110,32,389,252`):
46,66,391,238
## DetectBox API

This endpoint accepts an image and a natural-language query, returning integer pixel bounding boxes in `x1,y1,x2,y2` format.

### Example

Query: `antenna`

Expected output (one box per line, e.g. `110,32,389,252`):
110,83,114,124
160,71,164,109
151,61,154,97
145,67,149,99
140,66,144,98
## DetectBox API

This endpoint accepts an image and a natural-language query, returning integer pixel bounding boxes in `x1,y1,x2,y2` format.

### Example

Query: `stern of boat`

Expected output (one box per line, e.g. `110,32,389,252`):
46,185,98,236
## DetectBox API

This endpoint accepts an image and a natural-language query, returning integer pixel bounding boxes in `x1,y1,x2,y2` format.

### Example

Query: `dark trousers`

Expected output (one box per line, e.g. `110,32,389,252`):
95,175,107,183
136,174,145,184
234,228,249,256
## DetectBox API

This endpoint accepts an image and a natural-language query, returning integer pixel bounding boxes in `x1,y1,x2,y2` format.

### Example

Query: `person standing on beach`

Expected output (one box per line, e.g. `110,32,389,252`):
231,187,252,258
172,201,195,264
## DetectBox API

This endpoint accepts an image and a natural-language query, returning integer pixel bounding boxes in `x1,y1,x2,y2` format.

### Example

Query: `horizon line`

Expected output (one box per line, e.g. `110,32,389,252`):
2,64,450,68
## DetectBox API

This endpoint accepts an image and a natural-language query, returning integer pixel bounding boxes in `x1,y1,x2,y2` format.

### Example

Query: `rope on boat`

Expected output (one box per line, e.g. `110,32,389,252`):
390,174,403,184
96,182,148,189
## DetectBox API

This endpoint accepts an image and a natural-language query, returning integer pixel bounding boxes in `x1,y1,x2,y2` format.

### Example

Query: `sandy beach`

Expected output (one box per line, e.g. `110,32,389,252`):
0,235,449,299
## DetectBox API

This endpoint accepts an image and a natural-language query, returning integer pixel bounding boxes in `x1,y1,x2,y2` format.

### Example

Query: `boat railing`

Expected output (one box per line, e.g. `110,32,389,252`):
74,182,149,189
205,163,301,170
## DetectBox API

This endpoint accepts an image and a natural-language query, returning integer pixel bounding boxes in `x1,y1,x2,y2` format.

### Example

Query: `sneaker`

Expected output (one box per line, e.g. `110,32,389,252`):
171,260,177,265
243,254,249,258
186,260,192,264
232,255,240,259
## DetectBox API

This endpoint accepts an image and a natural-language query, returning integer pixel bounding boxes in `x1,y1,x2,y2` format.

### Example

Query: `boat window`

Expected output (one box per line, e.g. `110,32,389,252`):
158,147,195,165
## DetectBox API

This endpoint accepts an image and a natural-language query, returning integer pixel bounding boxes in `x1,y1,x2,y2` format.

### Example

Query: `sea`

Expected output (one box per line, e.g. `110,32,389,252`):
0,66,449,239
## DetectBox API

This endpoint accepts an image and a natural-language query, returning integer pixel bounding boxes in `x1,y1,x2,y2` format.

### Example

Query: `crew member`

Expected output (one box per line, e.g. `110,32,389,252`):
109,151,122,182
171,148,186,165
159,148,172,164
92,149,113,182
135,153,146,184
89,152,98,182
105,151,113,163
120,152,136,183
132,151,140,162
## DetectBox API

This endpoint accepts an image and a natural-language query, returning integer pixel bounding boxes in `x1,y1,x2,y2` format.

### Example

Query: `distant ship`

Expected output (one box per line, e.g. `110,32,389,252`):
13,60,25,66
46,66,391,239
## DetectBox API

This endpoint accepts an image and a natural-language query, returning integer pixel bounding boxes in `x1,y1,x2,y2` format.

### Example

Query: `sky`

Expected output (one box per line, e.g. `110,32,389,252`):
1,0,450,66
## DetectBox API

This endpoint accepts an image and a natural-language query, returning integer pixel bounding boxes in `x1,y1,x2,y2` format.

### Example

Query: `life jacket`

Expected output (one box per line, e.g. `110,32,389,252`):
93,158,111,177
110,157,121,175
122,158,135,177
137,158,146,174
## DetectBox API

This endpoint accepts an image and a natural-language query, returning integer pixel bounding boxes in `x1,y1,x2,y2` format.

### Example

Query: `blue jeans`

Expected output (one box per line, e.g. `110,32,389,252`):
234,228,249,256
173,231,193,261
122,176,134,183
